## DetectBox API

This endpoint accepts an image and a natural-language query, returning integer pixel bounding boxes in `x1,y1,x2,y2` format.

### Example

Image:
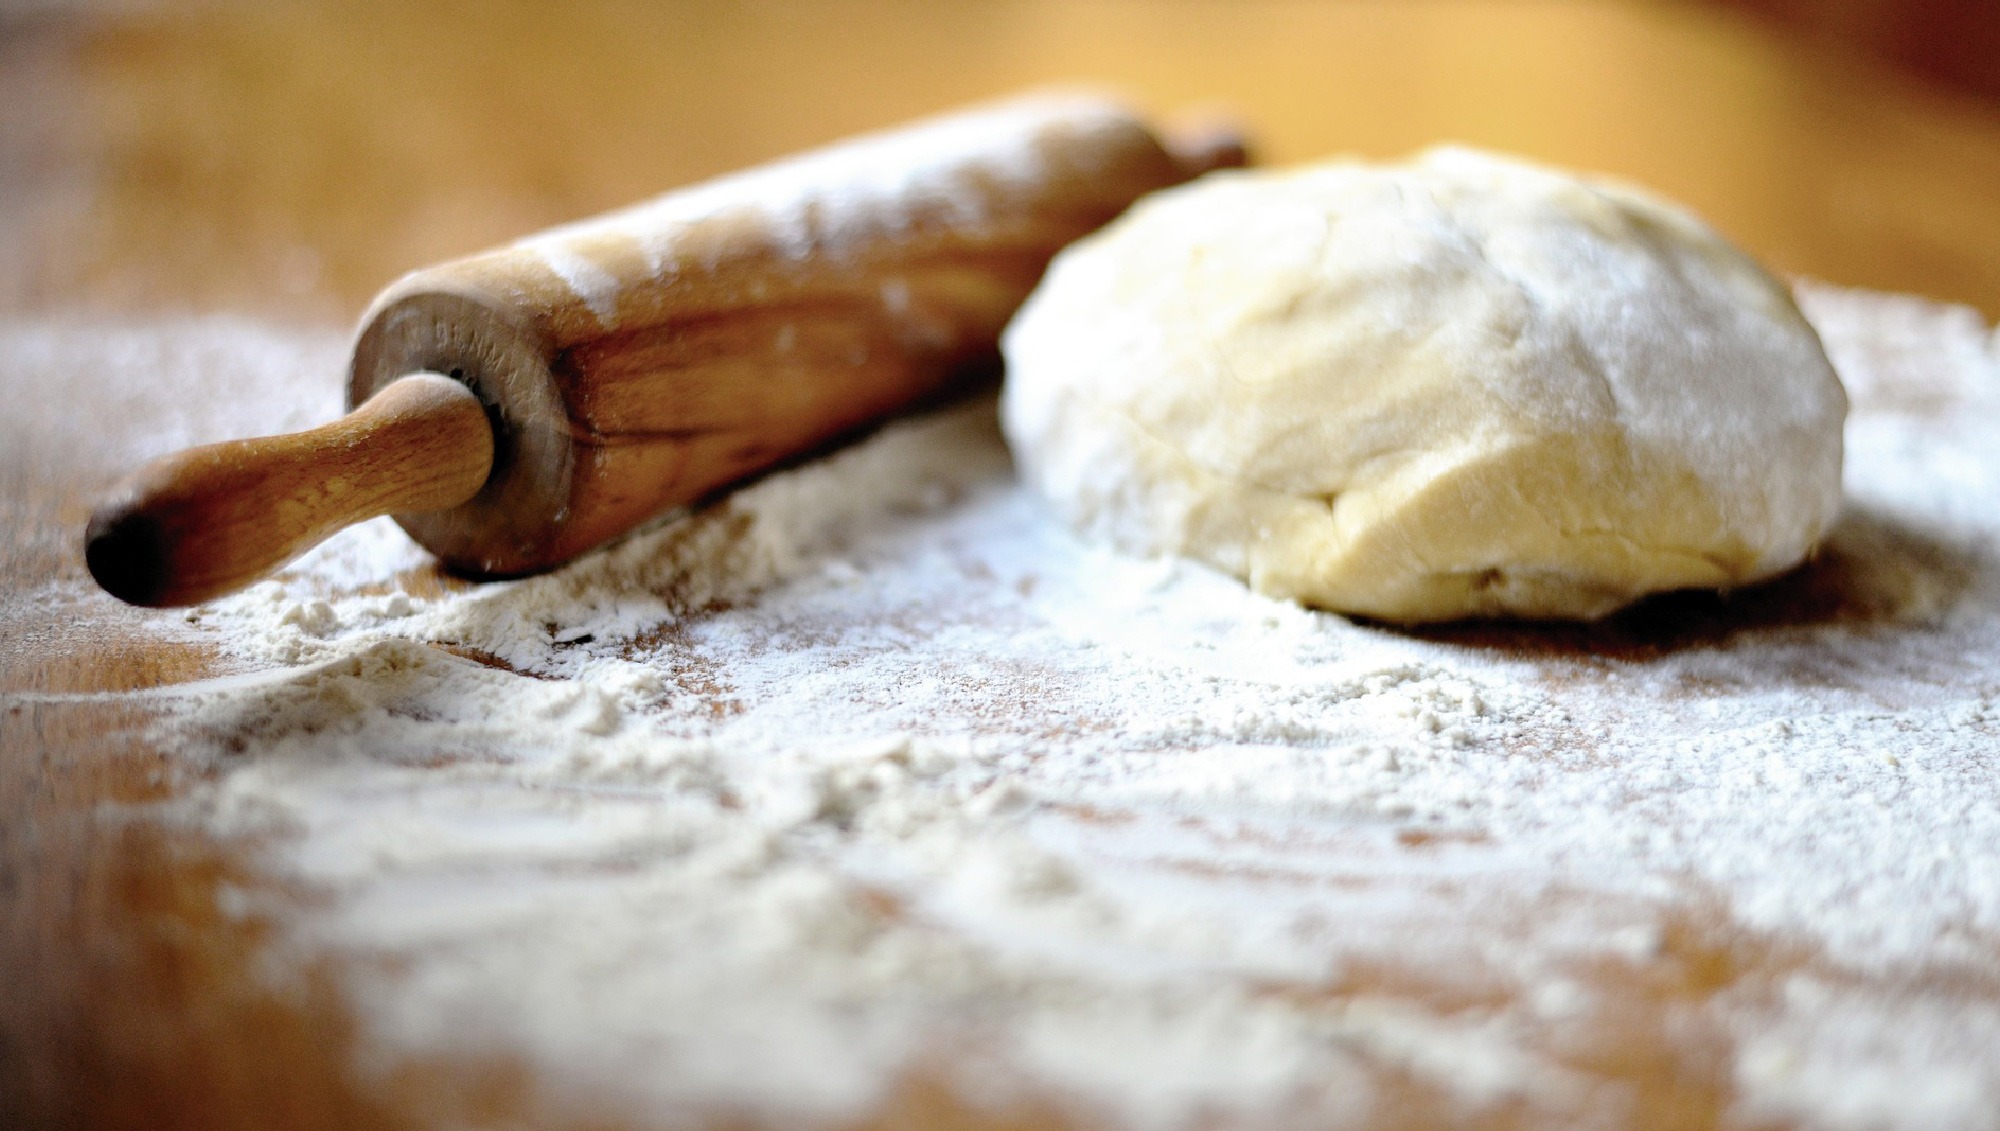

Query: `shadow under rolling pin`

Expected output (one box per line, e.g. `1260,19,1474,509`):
85,92,1248,607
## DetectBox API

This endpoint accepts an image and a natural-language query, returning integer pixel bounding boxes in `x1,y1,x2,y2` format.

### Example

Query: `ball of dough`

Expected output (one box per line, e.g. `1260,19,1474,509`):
1000,146,1846,622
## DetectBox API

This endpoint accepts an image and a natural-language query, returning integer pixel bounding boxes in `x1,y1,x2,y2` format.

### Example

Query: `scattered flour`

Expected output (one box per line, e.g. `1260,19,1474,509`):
115,285,2000,1129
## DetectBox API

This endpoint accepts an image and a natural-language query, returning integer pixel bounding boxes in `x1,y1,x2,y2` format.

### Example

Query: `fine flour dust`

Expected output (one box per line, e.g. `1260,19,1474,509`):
120,286,2000,1129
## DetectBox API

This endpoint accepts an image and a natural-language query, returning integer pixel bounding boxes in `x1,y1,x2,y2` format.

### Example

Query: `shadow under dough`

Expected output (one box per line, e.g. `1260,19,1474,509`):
1389,507,1983,661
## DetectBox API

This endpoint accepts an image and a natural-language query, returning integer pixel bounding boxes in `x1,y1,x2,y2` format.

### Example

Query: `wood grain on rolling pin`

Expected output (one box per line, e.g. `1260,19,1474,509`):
350,92,1243,577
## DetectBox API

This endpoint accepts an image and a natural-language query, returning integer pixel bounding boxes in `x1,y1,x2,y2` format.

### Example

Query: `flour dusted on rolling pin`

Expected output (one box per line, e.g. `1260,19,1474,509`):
511,94,1164,324
349,92,1240,580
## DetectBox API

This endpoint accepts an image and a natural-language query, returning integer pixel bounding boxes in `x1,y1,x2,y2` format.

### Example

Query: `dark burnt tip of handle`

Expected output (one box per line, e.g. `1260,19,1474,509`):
84,504,171,608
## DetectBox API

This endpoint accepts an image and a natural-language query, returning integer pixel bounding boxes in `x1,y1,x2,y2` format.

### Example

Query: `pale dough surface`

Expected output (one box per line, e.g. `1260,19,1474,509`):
1000,146,1848,621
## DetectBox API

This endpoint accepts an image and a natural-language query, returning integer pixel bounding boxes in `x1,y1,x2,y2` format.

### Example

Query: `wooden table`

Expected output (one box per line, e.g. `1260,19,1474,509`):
6,3,2000,1128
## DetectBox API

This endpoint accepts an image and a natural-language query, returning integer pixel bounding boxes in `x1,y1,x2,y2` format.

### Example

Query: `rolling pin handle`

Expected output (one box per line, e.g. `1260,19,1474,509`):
84,372,496,608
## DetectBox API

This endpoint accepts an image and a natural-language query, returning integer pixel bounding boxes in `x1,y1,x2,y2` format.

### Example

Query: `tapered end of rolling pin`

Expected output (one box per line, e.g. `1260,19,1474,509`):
83,506,173,608
1163,113,1253,179
85,373,496,607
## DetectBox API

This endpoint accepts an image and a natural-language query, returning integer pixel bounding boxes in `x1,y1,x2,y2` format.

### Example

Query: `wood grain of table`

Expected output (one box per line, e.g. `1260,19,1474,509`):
6,3,2000,1129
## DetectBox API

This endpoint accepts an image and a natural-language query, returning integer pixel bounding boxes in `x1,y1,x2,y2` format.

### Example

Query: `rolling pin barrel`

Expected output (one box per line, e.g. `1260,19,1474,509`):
86,92,1248,606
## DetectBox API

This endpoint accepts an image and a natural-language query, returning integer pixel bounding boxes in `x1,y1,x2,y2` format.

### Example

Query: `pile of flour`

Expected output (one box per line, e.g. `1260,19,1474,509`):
143,286,2000,1130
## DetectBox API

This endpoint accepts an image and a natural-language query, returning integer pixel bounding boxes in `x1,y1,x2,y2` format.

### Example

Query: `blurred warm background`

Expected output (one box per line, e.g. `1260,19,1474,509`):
5,0,2000,319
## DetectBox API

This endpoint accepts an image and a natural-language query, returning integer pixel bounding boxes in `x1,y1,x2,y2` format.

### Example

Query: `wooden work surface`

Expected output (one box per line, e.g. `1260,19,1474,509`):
6,3,2000,1129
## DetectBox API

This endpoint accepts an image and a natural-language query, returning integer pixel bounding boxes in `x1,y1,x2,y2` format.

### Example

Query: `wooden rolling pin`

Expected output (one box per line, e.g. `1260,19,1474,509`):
84,92,1247,607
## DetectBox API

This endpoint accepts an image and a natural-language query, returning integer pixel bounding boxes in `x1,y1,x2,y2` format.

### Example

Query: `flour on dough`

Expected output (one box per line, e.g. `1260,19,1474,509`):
1000,146,1847,621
